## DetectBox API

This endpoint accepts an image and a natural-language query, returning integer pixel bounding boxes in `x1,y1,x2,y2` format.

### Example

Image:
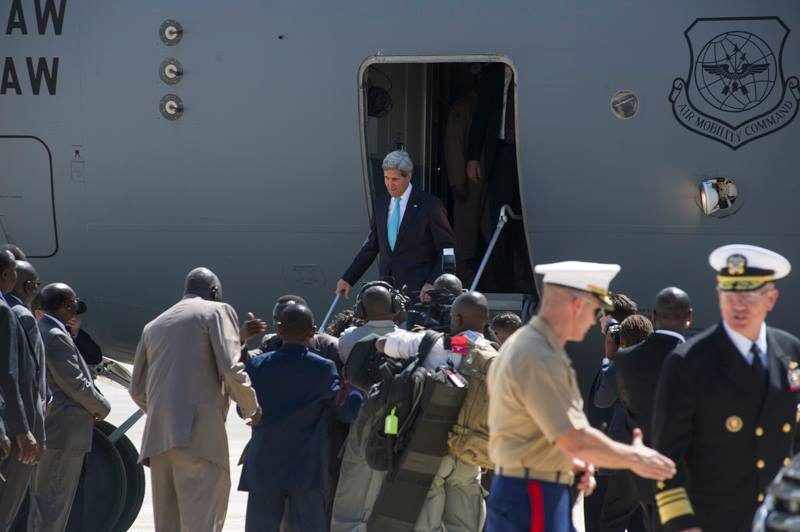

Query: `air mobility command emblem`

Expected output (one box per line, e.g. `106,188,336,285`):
670,17,800,149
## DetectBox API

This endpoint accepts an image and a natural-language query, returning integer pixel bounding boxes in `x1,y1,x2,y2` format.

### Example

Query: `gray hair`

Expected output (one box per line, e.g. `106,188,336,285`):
382,150,414,177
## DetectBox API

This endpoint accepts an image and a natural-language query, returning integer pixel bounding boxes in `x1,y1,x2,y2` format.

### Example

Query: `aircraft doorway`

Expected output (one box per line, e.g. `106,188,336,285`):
358,57,534,297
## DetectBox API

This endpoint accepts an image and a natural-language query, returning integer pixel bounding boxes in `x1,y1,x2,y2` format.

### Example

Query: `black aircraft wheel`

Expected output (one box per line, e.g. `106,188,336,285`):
65,424,127,531
96,420,146,532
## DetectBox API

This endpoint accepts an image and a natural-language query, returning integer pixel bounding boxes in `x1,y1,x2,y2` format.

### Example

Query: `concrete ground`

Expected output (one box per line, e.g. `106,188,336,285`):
103,378,586,531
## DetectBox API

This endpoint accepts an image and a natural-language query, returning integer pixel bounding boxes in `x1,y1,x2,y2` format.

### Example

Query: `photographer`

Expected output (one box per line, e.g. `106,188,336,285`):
593,314,653,532
330,282,403,531
584,293,637,532
405,273,463,332
375,291,494,531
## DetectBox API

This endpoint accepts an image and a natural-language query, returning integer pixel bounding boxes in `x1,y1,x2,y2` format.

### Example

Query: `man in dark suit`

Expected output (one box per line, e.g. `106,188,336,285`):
653,245,800,532
614,287,691,531
465,63,531,292
336,150,456,300
0,260,49,529
238,304,362,531
28,283,111,532
240,293,345,524
0,251,40,478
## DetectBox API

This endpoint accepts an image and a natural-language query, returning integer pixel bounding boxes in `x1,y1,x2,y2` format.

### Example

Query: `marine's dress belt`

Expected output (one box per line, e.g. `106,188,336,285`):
495,466,574,485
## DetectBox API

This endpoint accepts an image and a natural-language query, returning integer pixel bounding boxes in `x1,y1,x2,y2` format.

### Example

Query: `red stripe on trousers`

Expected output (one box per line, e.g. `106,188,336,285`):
527,480,544,532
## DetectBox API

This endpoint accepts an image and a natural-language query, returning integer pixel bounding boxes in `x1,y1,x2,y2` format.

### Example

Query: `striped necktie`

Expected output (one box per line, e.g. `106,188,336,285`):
388,197,401,251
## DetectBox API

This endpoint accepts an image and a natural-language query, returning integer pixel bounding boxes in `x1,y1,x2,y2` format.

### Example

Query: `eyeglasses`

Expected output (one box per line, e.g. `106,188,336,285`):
24,280,41,288
571,292,604,320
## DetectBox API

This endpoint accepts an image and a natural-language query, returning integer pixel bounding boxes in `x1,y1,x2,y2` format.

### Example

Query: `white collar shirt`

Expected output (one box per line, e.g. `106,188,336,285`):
722,320,768,366
387,183,413,232
654,329,686,343
383,329,491,371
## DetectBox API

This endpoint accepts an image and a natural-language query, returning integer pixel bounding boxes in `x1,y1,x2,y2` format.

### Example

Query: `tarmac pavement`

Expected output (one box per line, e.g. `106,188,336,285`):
101,375,586,531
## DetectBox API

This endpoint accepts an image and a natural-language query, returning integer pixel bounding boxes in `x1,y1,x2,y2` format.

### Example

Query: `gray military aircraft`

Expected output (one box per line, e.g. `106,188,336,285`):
2,1,799,528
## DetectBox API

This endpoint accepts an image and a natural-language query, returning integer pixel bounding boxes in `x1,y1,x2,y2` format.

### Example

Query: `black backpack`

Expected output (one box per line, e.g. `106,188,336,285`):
362,331,443,472
345,333,387,393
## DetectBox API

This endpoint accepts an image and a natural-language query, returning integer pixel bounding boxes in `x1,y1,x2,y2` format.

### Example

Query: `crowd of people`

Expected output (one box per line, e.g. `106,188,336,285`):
0,147,798,532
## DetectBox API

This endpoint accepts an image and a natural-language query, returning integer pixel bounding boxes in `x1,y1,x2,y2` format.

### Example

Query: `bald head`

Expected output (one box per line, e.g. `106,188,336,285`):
184,267,222,301
450,291,489,334
277,303,315,343
0,244,25,261
12,261,39,305
40,282,78,323
360,285,394,321
653,287,692,333
433,273,463,297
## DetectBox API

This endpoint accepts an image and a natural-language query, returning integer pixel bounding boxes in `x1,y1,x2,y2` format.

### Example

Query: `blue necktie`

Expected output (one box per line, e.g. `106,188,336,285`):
388,197,401,251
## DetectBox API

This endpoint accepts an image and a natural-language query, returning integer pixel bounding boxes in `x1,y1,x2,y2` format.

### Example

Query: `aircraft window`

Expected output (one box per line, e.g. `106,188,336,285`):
358,58,534,296
610,90,639,119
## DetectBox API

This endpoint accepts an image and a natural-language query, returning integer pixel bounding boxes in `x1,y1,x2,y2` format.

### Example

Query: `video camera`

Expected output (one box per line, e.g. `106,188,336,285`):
405,287,457,332
405,249,461,332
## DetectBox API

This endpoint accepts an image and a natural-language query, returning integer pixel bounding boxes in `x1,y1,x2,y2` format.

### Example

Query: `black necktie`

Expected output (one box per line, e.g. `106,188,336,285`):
751,344,766,381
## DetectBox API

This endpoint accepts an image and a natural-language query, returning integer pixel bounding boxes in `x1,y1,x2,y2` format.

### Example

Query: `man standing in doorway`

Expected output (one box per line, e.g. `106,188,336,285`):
336,150,456,300
466,63,531,293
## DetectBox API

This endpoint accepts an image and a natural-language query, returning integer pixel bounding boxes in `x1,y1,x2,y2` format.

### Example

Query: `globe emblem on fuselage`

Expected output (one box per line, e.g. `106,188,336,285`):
694,31,777,113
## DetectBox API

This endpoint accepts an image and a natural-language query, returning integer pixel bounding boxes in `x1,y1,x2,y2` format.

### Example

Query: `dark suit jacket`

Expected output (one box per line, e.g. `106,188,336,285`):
7,294,47,444
341,186,456,292
467,62,509,175
238,344,362,492
614,332,681,445
593,362,629,444
652,323,800,532
38,315,110,452
0,294,35,438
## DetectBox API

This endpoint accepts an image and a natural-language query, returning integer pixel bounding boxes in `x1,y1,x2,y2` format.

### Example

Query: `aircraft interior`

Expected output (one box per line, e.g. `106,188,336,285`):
360,60,535,308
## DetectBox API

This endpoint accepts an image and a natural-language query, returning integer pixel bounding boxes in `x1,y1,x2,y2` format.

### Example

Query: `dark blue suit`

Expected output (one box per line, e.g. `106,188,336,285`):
239,343,362,532
341,186,456,292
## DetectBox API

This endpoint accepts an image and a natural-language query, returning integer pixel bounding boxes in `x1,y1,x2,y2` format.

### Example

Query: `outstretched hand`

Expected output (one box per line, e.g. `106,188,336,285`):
240,312,267,344
629,428,676,481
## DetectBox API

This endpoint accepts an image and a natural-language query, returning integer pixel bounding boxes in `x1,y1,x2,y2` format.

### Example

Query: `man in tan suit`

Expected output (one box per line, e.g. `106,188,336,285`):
445,76,488,285
130,267,261,532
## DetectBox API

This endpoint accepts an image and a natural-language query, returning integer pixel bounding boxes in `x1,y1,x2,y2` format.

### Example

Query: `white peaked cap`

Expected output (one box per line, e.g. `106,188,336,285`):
709,244,791,291
534,261,621,308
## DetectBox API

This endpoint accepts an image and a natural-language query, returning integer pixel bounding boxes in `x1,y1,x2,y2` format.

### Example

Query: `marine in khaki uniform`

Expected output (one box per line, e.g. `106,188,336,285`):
652,245,800,532
486,261,676,532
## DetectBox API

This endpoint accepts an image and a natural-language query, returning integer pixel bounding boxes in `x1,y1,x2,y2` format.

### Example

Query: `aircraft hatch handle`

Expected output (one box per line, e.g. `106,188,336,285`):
469,204,522,292
319,293,341,332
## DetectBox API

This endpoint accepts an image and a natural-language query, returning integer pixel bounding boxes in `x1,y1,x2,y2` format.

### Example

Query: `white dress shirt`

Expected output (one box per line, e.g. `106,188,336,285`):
722,320,768,366
387,183,413,234
383,329,491,371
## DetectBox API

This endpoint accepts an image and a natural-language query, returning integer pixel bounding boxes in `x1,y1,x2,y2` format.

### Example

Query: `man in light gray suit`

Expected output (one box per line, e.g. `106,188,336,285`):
28,283,111,532
130,268,261,532
0,260,48,529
